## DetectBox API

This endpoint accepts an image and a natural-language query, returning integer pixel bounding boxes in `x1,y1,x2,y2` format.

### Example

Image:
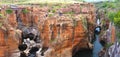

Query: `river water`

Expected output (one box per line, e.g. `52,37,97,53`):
73,34,103,57
73,18,103,57
93,35,103,57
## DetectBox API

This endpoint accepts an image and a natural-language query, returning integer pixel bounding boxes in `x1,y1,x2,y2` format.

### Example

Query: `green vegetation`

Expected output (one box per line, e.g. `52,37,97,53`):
0,23,2,27
51,9,56,13
116,32,120,42
107,12,116,22
114,11,120,42
0,14,5,19
102,2,115,8
48,14,53,17
6,9,13,14
95,0,120,45
105,43,113,48
65,11,75,14
106,11,120,28
114,13,120,28
0,0,28,4
82,18,87,30
0,0,83,5
50,38,56,43
0,14,3,17
95,0,120,27
22,9,29,14
0,14,4,27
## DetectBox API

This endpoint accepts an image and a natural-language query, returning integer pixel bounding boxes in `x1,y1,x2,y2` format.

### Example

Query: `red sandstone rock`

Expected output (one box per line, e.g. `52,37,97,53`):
60,8,72,13
8,12,17,28
0,29,5,46
0,3,96,57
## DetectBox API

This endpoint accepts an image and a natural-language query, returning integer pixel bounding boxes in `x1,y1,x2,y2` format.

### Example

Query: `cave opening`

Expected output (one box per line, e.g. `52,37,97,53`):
72,49,93,57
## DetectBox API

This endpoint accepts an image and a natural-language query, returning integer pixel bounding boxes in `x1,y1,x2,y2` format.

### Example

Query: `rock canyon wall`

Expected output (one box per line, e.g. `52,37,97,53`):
0,3,96,57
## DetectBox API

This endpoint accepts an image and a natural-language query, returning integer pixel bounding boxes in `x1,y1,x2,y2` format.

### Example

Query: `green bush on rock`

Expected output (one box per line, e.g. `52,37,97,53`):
113,11,120,43
114,11,120,28
107,12,116,22
105,43,113,48
22,9,29,13
6,9,13,14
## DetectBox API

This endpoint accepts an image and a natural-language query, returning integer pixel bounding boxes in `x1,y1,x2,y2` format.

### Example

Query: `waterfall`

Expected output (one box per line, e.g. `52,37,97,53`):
93,18,103,57
97,19,100,25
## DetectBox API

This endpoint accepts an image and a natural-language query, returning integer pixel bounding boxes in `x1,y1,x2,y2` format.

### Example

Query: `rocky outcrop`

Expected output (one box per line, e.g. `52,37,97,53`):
0,29,5,46
0,3,96,57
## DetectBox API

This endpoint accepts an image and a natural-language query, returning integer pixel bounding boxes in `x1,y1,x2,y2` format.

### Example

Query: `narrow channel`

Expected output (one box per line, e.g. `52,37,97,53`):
73,34,103,57
93,18,103,57
93,35,103,57
73,19,103,57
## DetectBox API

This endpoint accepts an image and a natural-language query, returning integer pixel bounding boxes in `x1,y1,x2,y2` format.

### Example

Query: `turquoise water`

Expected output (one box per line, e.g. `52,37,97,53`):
93,35,103,57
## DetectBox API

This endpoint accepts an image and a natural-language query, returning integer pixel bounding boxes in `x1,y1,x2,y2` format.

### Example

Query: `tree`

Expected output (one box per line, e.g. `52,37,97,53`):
107,12,116,22
114,11,120,28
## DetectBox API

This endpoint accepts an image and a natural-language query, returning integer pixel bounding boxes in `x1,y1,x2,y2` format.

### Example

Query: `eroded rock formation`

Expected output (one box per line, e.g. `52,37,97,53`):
0,3,96,57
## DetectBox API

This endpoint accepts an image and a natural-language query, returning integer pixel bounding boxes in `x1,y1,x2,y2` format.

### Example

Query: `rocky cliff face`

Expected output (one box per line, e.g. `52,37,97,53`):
0,3,96,57
0,29,5,46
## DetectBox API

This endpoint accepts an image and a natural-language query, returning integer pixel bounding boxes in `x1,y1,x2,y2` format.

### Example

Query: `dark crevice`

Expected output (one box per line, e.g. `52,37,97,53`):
72,49,92,57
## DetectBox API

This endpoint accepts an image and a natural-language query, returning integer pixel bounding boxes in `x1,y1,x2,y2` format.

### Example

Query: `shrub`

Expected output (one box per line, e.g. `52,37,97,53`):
114,11,120,28
22,9,29,13
105,43,113,48
107,12,116,22
116,32,120,42
6,9,13,14
114,11,120,43
51,9,56,13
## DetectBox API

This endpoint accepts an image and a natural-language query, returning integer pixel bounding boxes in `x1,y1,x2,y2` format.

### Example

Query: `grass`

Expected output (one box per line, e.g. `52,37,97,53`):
0,0,83,5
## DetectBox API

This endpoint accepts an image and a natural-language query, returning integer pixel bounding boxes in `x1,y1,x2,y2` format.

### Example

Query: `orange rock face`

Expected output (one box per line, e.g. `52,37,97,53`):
8,12,17,28
20,13,30,26
0,29,5,46
111,25,115,43
0,3,96,57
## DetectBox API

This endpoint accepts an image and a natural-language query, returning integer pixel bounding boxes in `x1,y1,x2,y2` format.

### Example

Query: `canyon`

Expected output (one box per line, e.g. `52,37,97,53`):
0,2,116,57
